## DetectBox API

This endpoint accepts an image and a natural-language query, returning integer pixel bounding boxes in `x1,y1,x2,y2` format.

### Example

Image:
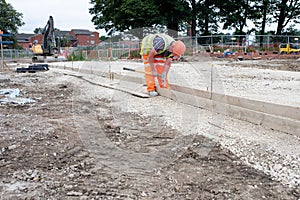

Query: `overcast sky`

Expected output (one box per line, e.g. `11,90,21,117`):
6,0,299,36
6,0,106,35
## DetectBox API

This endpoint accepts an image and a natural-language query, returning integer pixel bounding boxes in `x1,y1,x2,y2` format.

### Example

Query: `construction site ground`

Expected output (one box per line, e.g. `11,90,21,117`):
0,56,299,199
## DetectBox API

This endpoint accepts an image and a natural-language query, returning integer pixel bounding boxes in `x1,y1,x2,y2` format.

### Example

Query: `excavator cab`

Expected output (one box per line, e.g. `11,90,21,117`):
31,40,43,55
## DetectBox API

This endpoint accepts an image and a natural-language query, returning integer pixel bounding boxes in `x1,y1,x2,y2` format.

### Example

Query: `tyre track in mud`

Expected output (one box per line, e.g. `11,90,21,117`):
72,92,193,173
70,75,299,199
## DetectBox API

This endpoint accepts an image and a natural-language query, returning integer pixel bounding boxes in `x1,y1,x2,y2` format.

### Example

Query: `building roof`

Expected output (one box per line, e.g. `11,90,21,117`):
55,30,70,36
16,33,35,42
55,30,77,41
71,29,92,35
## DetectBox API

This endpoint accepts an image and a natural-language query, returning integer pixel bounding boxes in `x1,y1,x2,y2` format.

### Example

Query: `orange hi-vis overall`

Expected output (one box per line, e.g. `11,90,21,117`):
140,34,174,92
142,55,169,92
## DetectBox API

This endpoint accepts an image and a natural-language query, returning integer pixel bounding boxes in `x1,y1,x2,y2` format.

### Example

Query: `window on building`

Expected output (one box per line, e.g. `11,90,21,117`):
91,34,95,38
91,40,95,45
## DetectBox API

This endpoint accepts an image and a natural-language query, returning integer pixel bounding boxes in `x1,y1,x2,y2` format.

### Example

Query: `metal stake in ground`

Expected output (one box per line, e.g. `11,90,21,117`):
210,63,214,99
0,30,3,72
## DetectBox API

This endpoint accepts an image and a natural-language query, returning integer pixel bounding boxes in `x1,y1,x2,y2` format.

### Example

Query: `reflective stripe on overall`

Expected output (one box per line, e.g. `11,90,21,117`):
142,55,169,92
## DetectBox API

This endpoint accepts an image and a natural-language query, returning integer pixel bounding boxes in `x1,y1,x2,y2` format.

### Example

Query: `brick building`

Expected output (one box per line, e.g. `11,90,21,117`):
69,29,100,47
16,29,101,50
16,33,35,50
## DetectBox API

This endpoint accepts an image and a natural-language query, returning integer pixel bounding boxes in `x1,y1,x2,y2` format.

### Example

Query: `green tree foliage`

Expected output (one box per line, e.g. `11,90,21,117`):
272,0,300,35
89,0,191,35
253,0,275,33
34,28,43,34
68,51,85,61
188,0,197,36
250,0,275,46
89,0,300,37
0,0,24,34
196,0,220,35
215,0,257,34
90,0,161,31
157,0,190,33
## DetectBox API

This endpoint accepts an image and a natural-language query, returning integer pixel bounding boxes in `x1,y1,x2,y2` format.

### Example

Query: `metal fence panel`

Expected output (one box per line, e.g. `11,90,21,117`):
1,35,299,61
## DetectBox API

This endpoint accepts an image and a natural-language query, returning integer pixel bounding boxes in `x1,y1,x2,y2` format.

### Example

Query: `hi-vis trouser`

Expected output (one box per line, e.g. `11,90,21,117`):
142,55,169,92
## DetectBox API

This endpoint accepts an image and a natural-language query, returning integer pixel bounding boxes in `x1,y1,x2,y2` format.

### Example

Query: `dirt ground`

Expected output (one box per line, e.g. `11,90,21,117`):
0,60,299,199
223,58,300,72
190,53,300,72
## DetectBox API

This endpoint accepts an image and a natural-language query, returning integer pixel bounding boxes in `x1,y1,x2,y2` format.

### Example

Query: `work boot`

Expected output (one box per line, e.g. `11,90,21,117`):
149,90,158,97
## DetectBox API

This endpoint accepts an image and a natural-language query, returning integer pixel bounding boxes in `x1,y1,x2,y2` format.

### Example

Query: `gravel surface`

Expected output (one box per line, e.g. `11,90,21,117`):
50,58,300,188
50,57,300,107
0,58,299,199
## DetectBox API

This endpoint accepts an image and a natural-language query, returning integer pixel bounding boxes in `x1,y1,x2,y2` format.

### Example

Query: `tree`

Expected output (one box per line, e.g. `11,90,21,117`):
186,0,197,36
272,0,300,35
157,0,190,35
196,0,220,35
90,0,161,32
251,0,275,46
89,0,191,37
34,28,43,34
0,0,24,34
215,0,257,34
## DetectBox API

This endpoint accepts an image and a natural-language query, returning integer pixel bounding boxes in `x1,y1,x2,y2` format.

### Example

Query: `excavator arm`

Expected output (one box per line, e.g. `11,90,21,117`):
42,16,58,56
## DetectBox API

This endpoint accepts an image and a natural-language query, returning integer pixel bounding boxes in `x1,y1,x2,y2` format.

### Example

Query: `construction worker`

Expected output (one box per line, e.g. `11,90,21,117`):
140,33,186,96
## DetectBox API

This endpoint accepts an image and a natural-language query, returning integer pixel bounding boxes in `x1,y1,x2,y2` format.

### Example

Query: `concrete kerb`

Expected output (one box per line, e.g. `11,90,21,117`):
157,87,300,137
50,63,300,137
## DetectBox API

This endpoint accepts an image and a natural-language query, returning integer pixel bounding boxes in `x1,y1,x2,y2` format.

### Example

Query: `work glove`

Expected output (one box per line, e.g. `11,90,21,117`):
151,68,157,76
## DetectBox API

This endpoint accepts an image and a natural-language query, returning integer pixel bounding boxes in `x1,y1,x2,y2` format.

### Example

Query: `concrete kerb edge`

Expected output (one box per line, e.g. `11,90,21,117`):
50,64,300,137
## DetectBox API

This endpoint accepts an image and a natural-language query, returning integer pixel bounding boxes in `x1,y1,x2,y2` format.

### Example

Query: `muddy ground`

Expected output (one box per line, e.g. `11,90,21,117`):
0,61,299,199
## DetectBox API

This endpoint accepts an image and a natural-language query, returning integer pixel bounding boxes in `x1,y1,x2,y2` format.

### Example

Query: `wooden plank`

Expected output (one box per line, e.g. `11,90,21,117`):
64,72,149,98
51,64,300,136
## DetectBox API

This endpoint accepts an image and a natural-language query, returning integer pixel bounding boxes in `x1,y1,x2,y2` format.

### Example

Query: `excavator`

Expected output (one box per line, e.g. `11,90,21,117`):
31,16,60,62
